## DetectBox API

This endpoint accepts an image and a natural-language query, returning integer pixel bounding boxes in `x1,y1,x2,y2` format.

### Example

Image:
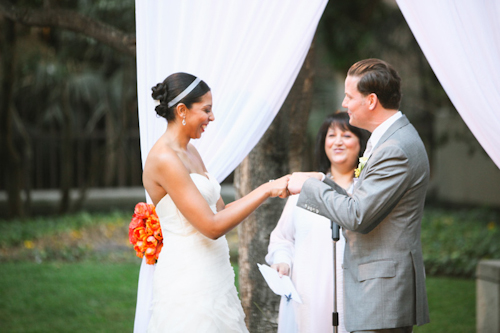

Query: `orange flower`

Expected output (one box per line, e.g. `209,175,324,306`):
145,255,157,265
130,216,145,230
133,226,147,243
129,202,163,265
134,240,146,258
145,246,156,256
148,215,161,231
129,216,145,244
155,242,163,261
134,202,152,219
153,228,163,241
145,245,157,264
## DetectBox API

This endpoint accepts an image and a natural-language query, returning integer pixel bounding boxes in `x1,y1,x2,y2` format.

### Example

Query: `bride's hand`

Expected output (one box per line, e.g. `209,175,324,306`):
266,175,290,198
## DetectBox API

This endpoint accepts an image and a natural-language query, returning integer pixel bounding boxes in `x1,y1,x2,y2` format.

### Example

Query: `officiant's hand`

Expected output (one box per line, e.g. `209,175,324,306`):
288,172,323,195
271,263,290,277
266,175,291,199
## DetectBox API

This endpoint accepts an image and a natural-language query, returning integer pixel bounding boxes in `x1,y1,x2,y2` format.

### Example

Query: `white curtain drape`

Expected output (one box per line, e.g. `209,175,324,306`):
133,1,328,332
396,0,500,169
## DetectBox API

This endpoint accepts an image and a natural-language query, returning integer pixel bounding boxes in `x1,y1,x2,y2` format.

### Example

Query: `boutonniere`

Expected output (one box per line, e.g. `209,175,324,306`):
354,157,369,178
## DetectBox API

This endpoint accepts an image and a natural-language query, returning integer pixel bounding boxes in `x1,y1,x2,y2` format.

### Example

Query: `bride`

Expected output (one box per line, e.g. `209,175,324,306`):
142,72,289,332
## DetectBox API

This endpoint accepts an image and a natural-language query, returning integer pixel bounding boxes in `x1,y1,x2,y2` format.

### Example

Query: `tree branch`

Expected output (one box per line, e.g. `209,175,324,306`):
0,0,136,56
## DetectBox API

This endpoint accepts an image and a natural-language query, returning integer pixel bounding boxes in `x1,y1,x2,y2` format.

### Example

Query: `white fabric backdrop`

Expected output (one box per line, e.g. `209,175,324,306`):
134,1,328,332
396,0,500,169
136,0,328,181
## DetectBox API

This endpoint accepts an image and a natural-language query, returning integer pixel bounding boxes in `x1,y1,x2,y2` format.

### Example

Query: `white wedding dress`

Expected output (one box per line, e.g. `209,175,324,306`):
147,173,248,333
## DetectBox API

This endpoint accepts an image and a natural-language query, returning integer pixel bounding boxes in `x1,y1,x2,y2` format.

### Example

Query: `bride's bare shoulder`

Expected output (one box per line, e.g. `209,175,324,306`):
145,142,182,173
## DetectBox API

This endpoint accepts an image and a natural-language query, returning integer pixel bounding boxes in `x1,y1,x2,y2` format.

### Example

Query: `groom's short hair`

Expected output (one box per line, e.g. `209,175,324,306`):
348,58,402,110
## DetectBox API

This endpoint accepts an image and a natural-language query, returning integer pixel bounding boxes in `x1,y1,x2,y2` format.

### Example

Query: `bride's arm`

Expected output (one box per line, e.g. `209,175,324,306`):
151,152,289,240
216,197,225,212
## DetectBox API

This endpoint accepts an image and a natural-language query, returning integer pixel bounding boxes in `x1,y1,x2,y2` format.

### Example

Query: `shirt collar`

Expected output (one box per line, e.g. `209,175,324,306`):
367,111,402,150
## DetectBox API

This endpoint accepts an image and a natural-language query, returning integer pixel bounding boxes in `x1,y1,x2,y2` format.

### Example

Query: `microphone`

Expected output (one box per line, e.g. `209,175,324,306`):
331,221,340,242
331,220,340,332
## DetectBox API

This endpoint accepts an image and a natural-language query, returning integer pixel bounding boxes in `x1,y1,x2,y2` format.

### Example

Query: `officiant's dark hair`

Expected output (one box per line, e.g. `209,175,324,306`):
348,58,402,110
315,112,369,173
151,73,211,122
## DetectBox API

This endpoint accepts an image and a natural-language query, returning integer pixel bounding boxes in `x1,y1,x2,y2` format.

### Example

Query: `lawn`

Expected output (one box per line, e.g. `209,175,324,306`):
414,276,475,332
1,207,493,332
0,262,475,332
0,262,140,332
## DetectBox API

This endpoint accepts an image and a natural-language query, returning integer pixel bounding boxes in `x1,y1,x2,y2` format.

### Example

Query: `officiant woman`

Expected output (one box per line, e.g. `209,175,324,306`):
266,112,368,333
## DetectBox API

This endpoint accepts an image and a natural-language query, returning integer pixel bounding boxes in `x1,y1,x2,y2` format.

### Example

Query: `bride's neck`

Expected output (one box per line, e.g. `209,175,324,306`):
165,122,190,150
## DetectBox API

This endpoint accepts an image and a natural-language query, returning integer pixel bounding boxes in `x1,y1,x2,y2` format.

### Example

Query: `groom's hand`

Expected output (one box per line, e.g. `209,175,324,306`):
267,175,291,198
288,172,323,195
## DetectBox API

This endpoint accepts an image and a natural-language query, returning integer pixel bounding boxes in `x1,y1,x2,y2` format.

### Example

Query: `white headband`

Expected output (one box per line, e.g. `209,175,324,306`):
167,77,202,108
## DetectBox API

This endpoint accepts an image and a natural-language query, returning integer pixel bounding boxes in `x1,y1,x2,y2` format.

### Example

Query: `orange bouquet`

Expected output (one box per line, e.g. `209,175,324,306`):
129,202,163,265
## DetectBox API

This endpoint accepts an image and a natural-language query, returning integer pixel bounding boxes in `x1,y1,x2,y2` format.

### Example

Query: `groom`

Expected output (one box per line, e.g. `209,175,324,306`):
288,58,430,333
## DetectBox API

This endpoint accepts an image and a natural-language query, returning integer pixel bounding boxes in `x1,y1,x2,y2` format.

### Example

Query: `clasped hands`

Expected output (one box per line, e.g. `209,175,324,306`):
268,172,324,198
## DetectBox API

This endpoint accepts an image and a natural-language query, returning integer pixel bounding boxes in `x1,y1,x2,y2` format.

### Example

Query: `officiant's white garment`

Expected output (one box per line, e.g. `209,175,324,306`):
266,194,348,333
396,0,500,168
134,1,328,332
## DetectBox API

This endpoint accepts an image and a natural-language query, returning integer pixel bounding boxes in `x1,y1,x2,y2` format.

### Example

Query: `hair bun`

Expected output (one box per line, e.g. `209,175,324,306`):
155,104,168,118
151,82,167,102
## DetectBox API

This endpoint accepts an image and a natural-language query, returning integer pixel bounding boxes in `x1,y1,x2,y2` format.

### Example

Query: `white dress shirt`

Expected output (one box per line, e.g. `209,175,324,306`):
364,111,402,158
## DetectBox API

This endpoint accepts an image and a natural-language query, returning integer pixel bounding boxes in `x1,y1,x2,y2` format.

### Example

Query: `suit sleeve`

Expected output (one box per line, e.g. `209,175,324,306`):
323,177,348,196
297,145,411,234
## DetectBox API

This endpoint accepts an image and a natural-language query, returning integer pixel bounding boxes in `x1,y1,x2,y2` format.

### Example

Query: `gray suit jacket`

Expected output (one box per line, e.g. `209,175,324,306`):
297,115,430,331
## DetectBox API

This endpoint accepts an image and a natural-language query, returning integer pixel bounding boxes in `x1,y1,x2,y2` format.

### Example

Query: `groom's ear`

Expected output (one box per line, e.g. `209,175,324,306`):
367,93,378,110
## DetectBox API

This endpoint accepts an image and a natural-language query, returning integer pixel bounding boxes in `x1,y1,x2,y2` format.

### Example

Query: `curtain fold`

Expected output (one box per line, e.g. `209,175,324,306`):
396,0,500,169
134,1,328,332
136,0,328,183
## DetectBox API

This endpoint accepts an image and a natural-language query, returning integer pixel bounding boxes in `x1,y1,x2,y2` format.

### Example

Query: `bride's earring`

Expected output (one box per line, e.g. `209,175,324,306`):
182,116,186,126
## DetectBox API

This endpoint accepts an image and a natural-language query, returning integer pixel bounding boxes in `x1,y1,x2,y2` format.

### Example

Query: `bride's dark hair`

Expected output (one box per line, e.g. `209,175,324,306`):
151,73,211,122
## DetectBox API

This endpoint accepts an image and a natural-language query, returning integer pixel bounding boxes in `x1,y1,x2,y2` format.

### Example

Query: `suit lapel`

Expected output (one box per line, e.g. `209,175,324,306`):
371,115,410,153
356,116,410,182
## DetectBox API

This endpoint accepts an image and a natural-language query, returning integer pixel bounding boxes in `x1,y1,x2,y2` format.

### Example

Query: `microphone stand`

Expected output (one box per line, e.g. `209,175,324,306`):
331,221,340,333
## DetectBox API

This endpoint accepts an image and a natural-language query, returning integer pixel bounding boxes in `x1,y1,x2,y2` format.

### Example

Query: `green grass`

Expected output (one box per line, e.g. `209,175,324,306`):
0,262,475,332
414,277,475,332
0,262,140,333
0,207,490,332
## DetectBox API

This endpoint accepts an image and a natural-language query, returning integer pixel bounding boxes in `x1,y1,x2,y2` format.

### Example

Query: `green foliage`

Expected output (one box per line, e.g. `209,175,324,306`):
6,0,141,200
0,211,128,248
2,207,499,277
421,207,500,278
318,0,408,72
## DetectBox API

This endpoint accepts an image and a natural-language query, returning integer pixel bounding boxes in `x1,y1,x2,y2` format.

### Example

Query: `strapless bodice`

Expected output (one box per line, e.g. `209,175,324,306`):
155,173,221,236
147,172,248,332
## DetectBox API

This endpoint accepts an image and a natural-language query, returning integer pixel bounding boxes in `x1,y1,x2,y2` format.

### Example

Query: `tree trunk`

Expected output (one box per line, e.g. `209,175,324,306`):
235,41,316,332
0,16,24,218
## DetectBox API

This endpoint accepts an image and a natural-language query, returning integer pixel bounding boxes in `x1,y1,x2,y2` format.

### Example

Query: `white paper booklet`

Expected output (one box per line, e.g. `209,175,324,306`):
257,263,302,303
